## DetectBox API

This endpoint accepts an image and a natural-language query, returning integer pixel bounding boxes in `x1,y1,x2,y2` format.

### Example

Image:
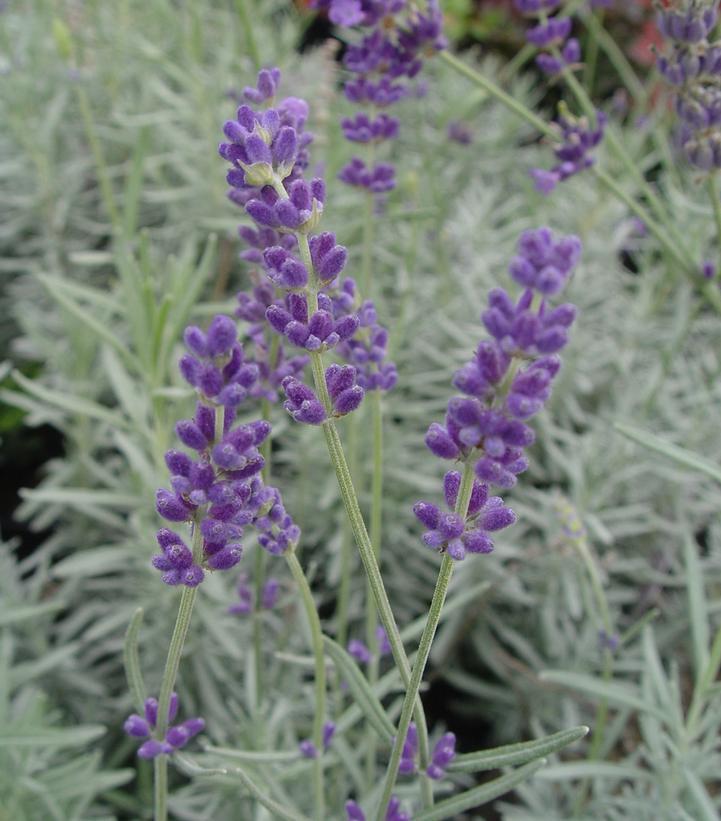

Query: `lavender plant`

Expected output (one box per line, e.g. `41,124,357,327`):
4,1,721,818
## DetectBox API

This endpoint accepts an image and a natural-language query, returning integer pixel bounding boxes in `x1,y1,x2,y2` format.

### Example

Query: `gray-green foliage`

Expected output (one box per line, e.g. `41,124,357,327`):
2,0,721,818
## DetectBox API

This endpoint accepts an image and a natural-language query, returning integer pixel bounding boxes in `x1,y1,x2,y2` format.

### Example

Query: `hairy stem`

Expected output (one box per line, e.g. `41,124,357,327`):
285,549,326,821
154,580,199,821
375,459,476,820
365,389,384,780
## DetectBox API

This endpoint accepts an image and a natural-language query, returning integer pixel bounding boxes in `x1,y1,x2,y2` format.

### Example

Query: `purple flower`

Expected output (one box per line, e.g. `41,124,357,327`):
124,694,204,759
344,796,409,821
323,721,336,749
414,472,516,560
261,577,280,609
376,625,391,656
326,363,365,416
448,121,473,145
398,722,418,775
299,739,318,759
338,158,396,193
427,732,456,779
532,110,607,193
348,638,372,664
155,315,301,583
418,227,580,558
657,4,721,169
228,572,253,615
281,376,327,425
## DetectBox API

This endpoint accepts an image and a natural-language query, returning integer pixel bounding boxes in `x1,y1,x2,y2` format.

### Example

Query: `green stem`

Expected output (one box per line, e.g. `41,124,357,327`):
558,59,690,259
439,50,554,138
362,190,376,296
154,581,200,821
285,550,326,821
583,11,647,106
582,10,602,95
153,407,224,820
365,389,384,780
707,173,721,262
291,199,432,804
439,48,714,300
335,413,358,650
375,460,476,820
234,0,261,71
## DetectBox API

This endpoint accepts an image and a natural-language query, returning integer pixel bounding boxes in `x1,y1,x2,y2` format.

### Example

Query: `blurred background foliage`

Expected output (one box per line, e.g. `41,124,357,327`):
2,0,721,818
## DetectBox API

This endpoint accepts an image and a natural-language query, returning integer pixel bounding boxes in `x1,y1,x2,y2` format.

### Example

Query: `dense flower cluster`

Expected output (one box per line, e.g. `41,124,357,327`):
311,0,446,195
657,1,721,169
531,107,607,194
514,0,580,76
124,694,204,759
220,68,372,425
418,227,580,560
154,315,300,585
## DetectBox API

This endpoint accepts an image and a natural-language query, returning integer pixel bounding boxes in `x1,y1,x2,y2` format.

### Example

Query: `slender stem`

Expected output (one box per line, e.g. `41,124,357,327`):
439,50,555,138
285,550,326,821
365,389,384,780
296,202,432,803
254,348,278,709
154,582,200,821
582,10,602,96
558,58,691,259
335,413,358,650
375,460,476,820
362,189,375,297
439,47,715,302
707,173,721,263
153,407,224,820
583,11,647,106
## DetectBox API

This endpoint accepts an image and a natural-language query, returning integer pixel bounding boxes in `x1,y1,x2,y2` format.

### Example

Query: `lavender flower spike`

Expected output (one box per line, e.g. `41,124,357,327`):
124,694,205,759
418,227,580,560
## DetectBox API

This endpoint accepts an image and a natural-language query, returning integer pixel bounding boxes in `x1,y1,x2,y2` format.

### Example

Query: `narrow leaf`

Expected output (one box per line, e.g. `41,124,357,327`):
323,636,395,743
0,725,106,748
448,726,588,773
614,422,721,484
174,754,309,821
683,767,719,821
537,762,651,780
0,600,66,627
682,528,709,678
415,759,546,821
11,370,128,429
123,608,146,713
539,670,663,718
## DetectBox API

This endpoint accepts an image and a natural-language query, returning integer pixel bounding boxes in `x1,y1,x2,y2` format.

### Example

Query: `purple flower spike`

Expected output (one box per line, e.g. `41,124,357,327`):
125,694,205,759
417,227,578,561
